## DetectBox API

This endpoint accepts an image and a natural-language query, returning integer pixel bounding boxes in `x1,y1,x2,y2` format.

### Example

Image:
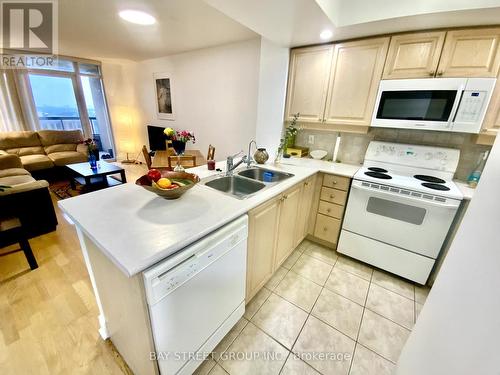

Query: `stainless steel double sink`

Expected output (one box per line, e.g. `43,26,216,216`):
203,167,294,199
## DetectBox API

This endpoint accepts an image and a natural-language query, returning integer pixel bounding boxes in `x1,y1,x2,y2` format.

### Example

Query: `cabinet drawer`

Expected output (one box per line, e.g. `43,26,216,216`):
318,201,344,219
314,214,341,244
320,187,348,206
323,174,350,191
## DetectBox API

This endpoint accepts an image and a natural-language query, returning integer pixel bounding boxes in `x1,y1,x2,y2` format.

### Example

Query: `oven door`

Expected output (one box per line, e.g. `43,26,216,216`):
342,180,461,258
371,78,466,131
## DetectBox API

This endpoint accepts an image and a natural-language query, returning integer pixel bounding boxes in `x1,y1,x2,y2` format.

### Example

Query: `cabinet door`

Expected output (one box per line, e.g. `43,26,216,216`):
324,37,390,127
246,197,280,301
284,45,333,122
482,74,500,132
438,28,500,77
314,214,341,244
275,186,301,267
383,32,445,79
294,176,316,247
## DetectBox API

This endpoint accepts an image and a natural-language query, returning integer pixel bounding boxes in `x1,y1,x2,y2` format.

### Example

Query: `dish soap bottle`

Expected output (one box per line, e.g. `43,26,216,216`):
467,151,489,188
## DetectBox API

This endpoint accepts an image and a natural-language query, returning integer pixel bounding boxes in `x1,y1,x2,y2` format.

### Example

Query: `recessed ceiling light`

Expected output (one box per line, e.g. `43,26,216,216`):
119,10,156,25
320,30,333,40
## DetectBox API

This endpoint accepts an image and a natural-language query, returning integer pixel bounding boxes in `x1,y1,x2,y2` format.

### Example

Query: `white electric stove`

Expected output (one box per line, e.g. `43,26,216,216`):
338,141,464,284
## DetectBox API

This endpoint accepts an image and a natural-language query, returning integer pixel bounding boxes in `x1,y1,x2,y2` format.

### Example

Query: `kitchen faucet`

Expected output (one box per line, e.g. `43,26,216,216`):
226,151,247,176
247,140,256,168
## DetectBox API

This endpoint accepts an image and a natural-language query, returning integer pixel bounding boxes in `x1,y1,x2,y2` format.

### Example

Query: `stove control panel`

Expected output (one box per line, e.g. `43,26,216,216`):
365,141,460,173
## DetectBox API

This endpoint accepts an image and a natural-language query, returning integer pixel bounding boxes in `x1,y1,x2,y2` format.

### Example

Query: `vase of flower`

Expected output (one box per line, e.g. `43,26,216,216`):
88,153,97,170
82,138,99,169
164,128,196,172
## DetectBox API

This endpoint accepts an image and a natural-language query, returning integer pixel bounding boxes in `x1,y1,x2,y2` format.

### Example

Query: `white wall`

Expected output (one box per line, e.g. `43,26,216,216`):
396,135,500,373
136,38,261,161
255,38,289,160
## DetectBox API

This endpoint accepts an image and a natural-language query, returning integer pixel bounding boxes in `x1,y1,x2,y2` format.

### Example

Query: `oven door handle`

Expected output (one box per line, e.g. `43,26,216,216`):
351,183,460,209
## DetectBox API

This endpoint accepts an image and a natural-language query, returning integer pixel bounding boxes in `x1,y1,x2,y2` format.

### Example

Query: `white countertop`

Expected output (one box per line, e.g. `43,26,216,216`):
59,159,360,277
454,180,475,201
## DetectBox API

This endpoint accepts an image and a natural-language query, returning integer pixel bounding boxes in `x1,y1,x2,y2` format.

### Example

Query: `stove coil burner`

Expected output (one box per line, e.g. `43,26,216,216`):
422,182,450,191
365,171,392,179
414,175,446,184
368,167,388,173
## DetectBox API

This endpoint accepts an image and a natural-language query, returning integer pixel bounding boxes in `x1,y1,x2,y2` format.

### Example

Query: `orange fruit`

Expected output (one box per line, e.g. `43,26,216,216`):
156,178,172,189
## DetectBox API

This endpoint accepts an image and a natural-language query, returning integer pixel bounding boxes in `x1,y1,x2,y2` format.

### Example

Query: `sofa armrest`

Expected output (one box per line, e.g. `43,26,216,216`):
0,154,23,170
0,150,7,155
0,179,48,196
76,143,89,156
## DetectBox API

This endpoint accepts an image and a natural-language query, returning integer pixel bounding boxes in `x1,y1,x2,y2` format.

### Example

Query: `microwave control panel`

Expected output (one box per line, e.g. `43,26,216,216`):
454,90,487,123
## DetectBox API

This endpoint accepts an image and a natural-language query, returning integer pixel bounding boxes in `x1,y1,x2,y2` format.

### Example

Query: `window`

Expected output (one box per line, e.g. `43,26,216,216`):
24,58,115,158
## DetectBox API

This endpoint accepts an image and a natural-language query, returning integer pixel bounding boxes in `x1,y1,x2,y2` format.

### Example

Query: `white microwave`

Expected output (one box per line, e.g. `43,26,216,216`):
371,78,496,133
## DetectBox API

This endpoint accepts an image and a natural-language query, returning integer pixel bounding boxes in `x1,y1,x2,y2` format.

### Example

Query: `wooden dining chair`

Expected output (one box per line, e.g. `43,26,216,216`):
167,155,197,169
0,217,38,271
142,145,152,169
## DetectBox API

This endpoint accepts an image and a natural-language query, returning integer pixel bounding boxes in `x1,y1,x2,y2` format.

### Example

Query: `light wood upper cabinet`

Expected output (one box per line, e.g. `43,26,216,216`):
284,45,333,122
482,72,500,133
383,31,446,79
275,185,301,267
437,28,500,77
323,37,390,127
294,175,316,247
246,196,280,301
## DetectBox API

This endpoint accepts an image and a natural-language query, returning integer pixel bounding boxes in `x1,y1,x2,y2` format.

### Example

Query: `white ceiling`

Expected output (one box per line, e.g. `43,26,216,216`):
58,0,257,61
58,0,500,61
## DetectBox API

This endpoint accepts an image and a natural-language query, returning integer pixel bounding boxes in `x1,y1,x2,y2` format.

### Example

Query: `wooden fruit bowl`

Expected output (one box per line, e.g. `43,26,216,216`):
136,171,200,199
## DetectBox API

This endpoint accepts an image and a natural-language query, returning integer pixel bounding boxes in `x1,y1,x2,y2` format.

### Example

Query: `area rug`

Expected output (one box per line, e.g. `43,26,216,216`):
49,181,83,200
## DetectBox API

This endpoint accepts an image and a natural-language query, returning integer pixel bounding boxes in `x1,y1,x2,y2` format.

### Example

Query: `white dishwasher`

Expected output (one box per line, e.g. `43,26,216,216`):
143,215,248,375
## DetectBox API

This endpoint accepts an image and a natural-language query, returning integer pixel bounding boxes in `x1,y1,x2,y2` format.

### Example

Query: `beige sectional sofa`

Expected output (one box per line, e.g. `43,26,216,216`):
0,130,88,172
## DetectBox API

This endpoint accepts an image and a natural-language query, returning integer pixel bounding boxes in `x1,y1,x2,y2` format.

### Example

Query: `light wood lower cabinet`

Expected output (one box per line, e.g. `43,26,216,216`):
246,196,280,301
275,185,301,267
314,214,341,243
294,175,316,247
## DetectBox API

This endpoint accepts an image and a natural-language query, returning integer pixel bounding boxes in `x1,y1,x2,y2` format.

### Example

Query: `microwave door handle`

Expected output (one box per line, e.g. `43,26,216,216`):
448,84,466,127
351,183,460,209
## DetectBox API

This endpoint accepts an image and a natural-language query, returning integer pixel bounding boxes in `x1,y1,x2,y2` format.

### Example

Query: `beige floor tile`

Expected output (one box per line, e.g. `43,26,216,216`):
212,318,248,361
415,302,424,321
244,287,271,319
209,364,229,375
366,284,414,329
349,344,395,375
414,285,430,304
290,254,333,285
335,256,373,281
293,316,355,375
358,310,411,363
372,270,414,300
325,268,370,306
220,322,288,375
194,358,216,375
281,354,321,375
275,272,322,312
312,288,363,340
295,240,311,253
265,267,288,291
304,243,338,265
252,293,308,349
282,250,302,270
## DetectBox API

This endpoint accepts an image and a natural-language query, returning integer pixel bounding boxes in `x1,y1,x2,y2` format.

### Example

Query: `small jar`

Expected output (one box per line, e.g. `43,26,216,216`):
254,148,269,164
207,160,216,170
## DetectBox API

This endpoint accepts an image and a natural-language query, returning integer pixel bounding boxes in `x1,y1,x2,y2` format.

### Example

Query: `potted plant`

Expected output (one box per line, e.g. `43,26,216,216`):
276,113,299,162
163,128,196,171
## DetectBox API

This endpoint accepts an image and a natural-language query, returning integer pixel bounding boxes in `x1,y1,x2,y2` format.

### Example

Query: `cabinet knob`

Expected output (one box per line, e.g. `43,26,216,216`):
304,182,309,186
330,194,335,199
437,70,444,76
332,180,337,185
284,194,288,200
326,208,331,213
428,71,434,76
323,227,328,231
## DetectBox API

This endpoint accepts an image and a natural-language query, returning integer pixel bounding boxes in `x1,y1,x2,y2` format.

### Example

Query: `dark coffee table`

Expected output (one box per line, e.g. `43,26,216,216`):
66,161,127,191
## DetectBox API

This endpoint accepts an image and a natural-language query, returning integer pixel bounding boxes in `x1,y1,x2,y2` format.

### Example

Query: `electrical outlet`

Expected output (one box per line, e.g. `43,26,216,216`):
308,135,315,144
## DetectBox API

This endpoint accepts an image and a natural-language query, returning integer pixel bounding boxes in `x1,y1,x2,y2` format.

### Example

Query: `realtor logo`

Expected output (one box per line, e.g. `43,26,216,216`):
1,0,57,54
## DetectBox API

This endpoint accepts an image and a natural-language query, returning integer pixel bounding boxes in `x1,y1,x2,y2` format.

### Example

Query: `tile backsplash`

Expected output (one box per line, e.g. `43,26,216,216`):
295,128,492,181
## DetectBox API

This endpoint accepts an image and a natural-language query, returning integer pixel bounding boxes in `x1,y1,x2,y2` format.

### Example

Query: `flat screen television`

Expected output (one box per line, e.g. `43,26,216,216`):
147,125,167,151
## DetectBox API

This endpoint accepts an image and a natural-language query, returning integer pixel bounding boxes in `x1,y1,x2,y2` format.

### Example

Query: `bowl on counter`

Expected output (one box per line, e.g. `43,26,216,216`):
136,170,200,199
310,149,328,160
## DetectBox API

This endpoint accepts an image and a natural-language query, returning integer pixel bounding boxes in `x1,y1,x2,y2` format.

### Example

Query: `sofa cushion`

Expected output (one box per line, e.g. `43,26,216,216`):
0,131,41,150
44,143,77,154
5,146,45,156
20,154,54,171
0,150,7,155
47,151,87,166
0,168,30,178
0,154,23,169
0,174,36,186
38,130,83,146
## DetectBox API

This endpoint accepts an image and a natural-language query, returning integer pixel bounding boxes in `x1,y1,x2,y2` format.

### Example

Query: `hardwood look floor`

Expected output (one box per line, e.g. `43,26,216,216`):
0,195,132,374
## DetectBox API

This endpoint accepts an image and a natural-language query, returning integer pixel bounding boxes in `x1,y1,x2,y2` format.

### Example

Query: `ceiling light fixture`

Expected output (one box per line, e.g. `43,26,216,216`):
320,30,333,40
119,10,156,25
